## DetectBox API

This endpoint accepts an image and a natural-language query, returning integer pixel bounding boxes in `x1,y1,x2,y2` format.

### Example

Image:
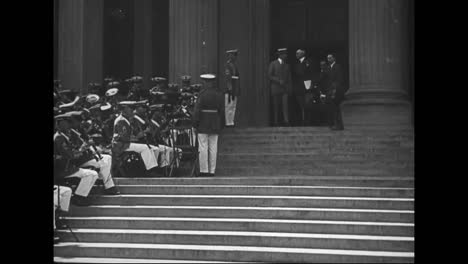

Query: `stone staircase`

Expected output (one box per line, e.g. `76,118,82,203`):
54,126,414,263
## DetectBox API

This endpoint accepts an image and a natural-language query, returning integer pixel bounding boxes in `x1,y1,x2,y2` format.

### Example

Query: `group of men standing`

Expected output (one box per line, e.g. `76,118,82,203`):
268,48,345,130
219,47,346,130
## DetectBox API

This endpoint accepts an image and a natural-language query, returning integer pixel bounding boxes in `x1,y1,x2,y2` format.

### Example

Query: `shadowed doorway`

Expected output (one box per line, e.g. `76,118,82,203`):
270,0,349,126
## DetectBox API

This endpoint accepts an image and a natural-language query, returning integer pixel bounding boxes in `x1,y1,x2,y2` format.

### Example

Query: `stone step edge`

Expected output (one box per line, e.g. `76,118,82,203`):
95,194,414,201
57,228,414,241
115,184,414,190
64,216,414,226
53,257,258,263
114,176,414,180
54,242,414,258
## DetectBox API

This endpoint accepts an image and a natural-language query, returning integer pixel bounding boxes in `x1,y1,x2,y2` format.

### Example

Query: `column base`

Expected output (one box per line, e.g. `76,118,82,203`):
341,98,412,129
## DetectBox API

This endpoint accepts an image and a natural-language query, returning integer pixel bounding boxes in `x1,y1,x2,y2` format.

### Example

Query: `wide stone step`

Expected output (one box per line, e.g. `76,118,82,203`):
54,257,257,263
219,135,414,141
217,153,414,161
110,185,415,198
216,160,414,168
222,127,413,133
69,205,414,222
57,229,414,252
220,141,414,148
113,176,414,187
54,242,414,263
212,167,413,177
64,216,414,236
90,195,414,210
218,149,414,155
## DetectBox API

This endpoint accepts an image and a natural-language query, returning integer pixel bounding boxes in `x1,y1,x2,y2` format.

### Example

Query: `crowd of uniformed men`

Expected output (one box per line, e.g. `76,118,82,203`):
53,48,344,242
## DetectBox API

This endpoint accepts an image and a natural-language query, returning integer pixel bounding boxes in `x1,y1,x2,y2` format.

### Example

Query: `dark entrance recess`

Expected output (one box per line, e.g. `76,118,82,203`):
103,0,134,81
270,0,349,126
152,0,169,79
53,0,58,80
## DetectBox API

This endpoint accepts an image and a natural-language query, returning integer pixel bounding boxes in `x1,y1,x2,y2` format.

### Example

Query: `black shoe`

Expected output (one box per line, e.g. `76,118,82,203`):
71,195,91,206
104,186,121,195
208,173,215,177
55,218,68,230
199,172,209,177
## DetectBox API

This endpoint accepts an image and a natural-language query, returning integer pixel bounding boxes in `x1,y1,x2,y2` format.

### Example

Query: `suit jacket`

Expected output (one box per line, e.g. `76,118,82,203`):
223,60,241,96
268,59,292,96
292,57,317,96
193,87,224,134
329,63,345,102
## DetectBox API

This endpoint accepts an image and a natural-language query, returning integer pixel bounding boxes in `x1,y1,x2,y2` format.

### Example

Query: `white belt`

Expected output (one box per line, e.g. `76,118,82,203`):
231,76,239,80
201,110,218,113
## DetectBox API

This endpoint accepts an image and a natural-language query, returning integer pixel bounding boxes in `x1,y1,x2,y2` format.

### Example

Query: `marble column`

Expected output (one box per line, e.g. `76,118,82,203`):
133,0,153,90
342,0,412,127
169,0,218,84
57,0,103,94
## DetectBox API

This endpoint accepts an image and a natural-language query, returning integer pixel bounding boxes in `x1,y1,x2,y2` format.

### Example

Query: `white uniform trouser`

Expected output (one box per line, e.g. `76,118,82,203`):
157,144,177,167
54,185,72,229
225,94,237,126
80,154,115,189
198,134,218,174
65,168,98,197
125,143,159,170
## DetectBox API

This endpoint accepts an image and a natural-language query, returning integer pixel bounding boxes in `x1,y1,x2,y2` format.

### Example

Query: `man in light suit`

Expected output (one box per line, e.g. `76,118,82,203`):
268,48,292,126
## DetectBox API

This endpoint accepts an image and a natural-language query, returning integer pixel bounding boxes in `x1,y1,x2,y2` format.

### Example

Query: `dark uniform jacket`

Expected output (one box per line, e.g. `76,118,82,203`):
223,61,240,96
268,59,292,96
130,114,148,144
54,131,79,182
193,87,225,134
112,114,132,156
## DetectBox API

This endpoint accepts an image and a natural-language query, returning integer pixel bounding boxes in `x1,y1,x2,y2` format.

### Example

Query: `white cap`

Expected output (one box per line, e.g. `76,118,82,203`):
106,88,119,97
86,94,100,104
200,74,216,80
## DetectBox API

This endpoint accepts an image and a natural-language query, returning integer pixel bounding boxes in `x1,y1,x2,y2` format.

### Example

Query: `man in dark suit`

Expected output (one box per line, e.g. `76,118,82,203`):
268,48,292,126
327,53,345,130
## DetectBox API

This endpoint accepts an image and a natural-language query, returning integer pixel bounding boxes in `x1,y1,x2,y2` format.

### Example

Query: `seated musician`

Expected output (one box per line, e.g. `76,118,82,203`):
53,184,72,243
112,101,160,176
67,111,120,195
54,113,99,206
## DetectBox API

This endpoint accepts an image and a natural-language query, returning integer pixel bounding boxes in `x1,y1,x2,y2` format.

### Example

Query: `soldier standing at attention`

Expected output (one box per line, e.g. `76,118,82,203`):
223,49,240,127
193,74,225,177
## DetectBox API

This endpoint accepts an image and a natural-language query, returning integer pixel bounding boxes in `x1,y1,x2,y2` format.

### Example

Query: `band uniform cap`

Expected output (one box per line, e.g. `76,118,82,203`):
106,88,119,97
58,95,80,109
130,76,143,82
168,83,179,89
54,113,72,121
100,103,112,111
108,81,120,87
181,75,192,81
136,100,149,106
277,48,288,54
86,94,100,104
226,49,238,54
151,77,167,82
200,74,216,80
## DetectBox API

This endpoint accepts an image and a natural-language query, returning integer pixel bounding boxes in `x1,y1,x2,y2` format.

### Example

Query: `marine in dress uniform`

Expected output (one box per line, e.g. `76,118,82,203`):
223,49,240,127
112,101,159,172
268,48,292,126
193,74,225,176
54,113,98,206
